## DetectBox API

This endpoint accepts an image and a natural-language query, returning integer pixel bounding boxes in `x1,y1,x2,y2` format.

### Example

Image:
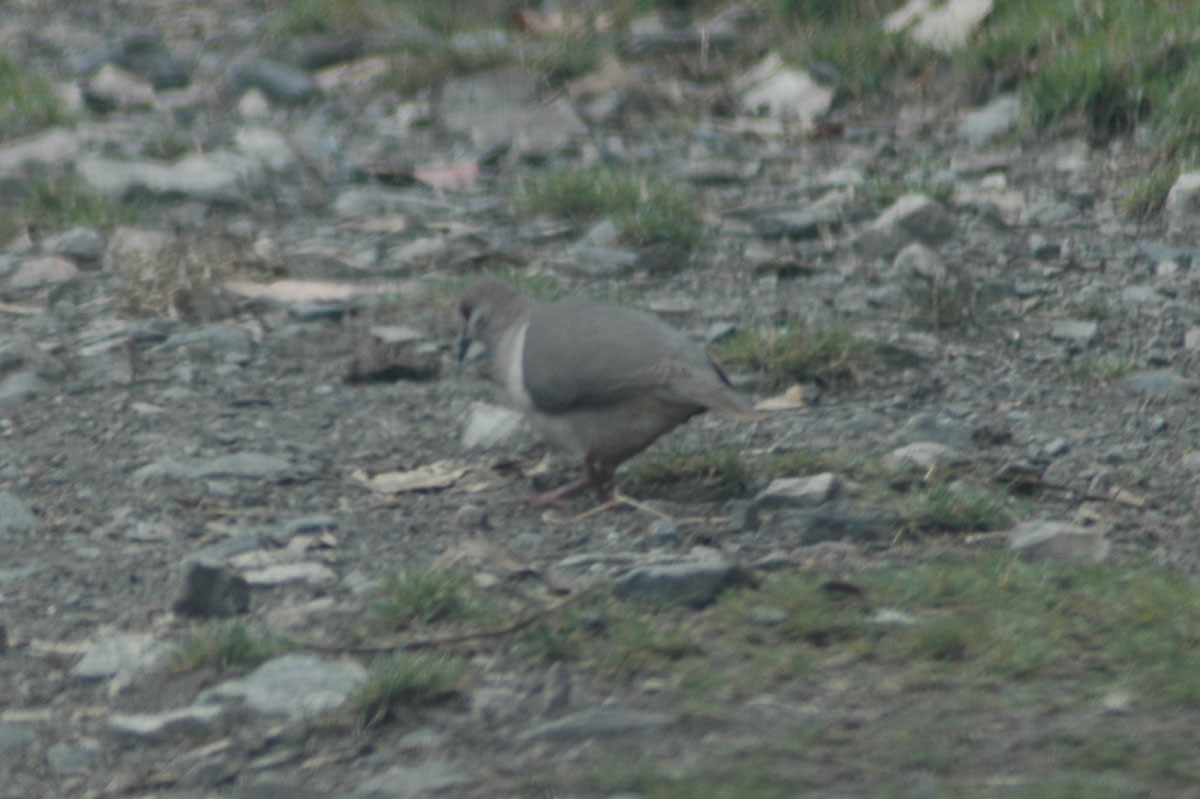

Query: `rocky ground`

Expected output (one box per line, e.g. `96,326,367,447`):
4,1,1200,797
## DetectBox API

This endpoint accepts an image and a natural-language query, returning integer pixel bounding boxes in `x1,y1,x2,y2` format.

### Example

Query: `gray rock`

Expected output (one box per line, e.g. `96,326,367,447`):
541,662,571,715
471,687,523,726
82,30,188,89
241,562,337,587
894,412,972,451
82,63,156,112
235,126,297,171
1008,520,1109,563
766,503,888,545
156,324,254,358
854,194,955,258
44,226,106,263
1049,320,1098,345
1118,370,1195,399
958,94,1020,144
284,515,339,536
8,254,79,289
0,722,36,755
1135,241,1192,268
752,209,839,240
461,401,525,450
883,441,970,470
612,556,740,606
229,59,319,104
443,67,585,156
46,740,105,775
198,654,366,718
891,241,940,279
0,371,46,406
0,129,78,176
754,473,840,509
355,760,475,799
71,632,165,680
1166,170,1200,235
133,452,300,484
107,705,223,741
727,500,759,533
174,561,251,617
519,707,673,742
78,152,263,203
738,59,833,122
232,782,339,799
0,491,36,533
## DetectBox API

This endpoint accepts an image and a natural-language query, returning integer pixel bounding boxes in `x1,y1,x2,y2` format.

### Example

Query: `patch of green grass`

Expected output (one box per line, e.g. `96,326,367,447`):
719,323,879,389
898,480,1015,536
624,447,751,502
367,569,500,632
1060,354,1132,386
170,620,286,672
273,0,383,35
592,611,704,679
771,0,932,102
2,173,135,242
352,651,464,725
1121,162,1178,220
0,54,69,140
515,166,703,248
969,0,1200,164
767,447,848,477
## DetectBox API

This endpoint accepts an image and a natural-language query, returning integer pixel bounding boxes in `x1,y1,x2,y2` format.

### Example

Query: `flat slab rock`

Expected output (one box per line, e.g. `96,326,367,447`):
197,654,365,719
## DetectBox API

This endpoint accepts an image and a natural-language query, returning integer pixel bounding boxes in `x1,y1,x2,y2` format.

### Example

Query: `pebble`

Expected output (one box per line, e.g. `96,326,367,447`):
1008,520,1109,563
611,556,740,606
518,707,673,743
228,59,319,105
0,492,36,533
754,473,840,509
197,654,366,719
174,562,251,618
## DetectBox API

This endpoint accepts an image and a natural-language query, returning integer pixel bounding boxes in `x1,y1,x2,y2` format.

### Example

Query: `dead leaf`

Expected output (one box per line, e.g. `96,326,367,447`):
353,461,469,494
413,159,479,191
756,384,807,411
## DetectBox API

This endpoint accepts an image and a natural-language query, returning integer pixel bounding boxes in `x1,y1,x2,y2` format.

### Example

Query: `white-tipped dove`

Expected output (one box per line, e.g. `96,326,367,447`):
457,278,758,505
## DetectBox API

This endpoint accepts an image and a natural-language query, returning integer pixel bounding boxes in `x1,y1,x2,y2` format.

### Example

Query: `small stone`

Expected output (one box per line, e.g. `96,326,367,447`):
738,56,833,123
72,632,165,681
894,413,971,451
44,226,105,262
174,562,251,618
1166,170,1200,235
0,721,35,755
0,492,36,533
107,705,223,741
883,442,970,470
754,473,840,509
1043,437,1069,457
241,562,337,587
344,337,439,383
1008,520,1109,563
355,760,475,798
752,209,839,240
519,708,673,743
1118,370,1194,399
611,556,739,607
461,402,525,450
957,93,1020,144
8,255,79,289
198,654,366,719
872,608,919,626
541,662,571,715
46,740,105,775
450,504,488,532
855,194,955,258
727,500,759,533
229,60,319,105
1049,320,1098,345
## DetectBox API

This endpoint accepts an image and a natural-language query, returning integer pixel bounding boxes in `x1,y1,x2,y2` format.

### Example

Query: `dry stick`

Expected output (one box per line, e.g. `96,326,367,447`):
285,582,604,656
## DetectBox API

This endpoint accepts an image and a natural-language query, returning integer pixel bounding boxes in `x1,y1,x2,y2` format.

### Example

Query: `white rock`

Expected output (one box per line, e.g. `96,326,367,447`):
461,401,525,450
755,473,840,509
738,54,832,125
886,0,994,52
